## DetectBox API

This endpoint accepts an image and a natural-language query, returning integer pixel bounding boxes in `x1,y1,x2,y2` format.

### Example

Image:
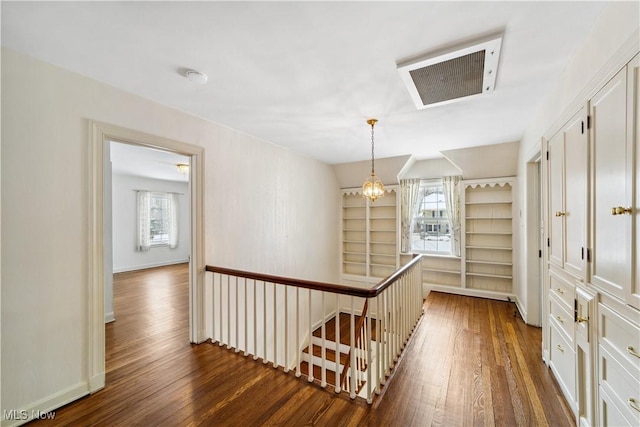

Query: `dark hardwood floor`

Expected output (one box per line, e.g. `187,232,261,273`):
30,263,573,426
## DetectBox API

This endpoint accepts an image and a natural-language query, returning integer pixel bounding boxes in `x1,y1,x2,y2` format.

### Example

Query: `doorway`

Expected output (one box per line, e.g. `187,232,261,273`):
525,155,543,327
106,141,191,323
88,121,205,393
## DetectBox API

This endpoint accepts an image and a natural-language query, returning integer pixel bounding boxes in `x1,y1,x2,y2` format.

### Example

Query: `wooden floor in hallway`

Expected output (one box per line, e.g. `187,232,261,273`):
30,263,574,426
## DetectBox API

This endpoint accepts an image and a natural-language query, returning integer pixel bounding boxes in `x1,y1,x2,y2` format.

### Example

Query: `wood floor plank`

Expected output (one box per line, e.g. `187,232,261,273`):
28,265,574,426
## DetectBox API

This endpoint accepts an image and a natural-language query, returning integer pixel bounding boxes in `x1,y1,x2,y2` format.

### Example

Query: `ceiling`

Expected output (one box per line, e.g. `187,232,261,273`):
1,1,607,165
110,142,190,182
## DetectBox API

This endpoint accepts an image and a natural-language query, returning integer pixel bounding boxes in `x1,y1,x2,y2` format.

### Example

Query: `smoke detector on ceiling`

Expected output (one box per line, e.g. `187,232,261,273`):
397,33,503,109
185,70,208,85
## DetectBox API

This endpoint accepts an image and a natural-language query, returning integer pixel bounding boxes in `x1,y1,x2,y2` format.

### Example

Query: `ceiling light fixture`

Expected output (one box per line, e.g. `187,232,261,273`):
185,70,208,85
176,163,190,174
362,119,384,202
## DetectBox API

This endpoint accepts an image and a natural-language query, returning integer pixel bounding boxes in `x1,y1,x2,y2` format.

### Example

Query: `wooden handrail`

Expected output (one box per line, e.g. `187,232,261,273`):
205,254,423,298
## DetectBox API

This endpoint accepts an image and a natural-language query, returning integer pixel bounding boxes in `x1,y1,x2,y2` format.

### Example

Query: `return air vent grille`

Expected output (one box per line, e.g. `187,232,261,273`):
398,34,502,109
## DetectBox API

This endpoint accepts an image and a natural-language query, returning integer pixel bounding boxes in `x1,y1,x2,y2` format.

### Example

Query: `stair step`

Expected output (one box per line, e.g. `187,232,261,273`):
311,313,378,345
302,344,349,365
299,362,367,394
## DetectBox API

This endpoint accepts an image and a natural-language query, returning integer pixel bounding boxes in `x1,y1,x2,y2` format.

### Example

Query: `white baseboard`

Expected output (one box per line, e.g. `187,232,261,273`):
89,372,105,393
427,284,514,302
1,381,89,427
105,312,115,323
113,259,189,273
514,296,528,323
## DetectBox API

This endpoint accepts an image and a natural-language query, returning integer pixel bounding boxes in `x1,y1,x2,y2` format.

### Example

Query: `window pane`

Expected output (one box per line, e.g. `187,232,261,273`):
411,184,451,254
150,194,170,245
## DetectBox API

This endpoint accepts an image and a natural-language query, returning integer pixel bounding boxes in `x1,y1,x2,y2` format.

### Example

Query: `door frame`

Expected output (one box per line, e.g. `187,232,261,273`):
87,121,205,392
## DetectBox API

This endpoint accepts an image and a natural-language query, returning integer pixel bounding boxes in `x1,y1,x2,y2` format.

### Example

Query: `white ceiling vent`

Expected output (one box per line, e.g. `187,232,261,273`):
397,34,503,109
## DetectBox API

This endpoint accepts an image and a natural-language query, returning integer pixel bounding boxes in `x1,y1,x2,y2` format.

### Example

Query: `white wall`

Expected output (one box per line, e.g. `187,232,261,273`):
515,2,639,322
0,48,340,418
112,173,190,273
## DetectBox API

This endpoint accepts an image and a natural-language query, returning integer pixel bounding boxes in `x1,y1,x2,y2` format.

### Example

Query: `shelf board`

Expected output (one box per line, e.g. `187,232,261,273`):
466,260,512,266
370,216,397,220
370,253,396,258
465,201,512,205
466,231,512,235
423,268,461,274
466,272,512,279
342,250,365,255
343,239,365,244
370,263,396,268
370,229,396,232
343,217,366,220
370,241,397,245
466,216,512,220
343,261,366,266
466,245,512,251
343,228,365,232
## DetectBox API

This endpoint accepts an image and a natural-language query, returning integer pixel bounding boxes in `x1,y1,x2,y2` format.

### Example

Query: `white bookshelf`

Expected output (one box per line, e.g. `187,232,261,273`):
341,187,398,281
462,178,514,296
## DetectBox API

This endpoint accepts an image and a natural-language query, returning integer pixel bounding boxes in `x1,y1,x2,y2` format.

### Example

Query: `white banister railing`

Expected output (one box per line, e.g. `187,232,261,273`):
205,255,424,404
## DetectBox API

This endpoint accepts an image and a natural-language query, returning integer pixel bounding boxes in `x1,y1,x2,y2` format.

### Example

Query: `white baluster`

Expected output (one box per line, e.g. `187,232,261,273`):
350,296,356,399
235,276,240,353
376,294,382,394
321,291,326,388
308,289,314,382
335,293,341,393
244,278,248,357
295,288,301,377
253,279,258,360
366,299,372,403
219,275,224,347
263,281,267,364
284,285,289,373
273,282,277,368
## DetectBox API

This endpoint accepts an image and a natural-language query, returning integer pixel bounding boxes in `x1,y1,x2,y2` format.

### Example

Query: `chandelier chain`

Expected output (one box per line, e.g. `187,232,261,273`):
370,121,375,174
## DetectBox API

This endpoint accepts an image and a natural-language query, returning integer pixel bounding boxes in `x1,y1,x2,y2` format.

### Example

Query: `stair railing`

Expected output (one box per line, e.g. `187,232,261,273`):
205,254,424,404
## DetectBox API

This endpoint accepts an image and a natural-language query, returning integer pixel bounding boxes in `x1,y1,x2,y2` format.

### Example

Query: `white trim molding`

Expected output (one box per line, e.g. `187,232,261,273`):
88,121,207,396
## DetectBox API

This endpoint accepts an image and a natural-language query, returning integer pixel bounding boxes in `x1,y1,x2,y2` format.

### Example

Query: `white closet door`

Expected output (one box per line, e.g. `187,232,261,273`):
563,112,588,280
590,67,631,299
628,53,639,310
548,131,565,268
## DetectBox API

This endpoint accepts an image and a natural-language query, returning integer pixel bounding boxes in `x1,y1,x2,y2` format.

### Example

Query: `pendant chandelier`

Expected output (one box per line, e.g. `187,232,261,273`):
362,118,385,202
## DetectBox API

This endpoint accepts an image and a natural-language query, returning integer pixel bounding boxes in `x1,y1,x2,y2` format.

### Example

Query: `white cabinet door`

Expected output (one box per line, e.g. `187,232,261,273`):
548,131,565,268
564,112,588,279
590,66,631,300
547,110,587,279
629,53,640,310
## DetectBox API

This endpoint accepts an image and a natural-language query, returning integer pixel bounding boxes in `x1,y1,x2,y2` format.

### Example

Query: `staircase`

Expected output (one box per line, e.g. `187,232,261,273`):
299,312,377,396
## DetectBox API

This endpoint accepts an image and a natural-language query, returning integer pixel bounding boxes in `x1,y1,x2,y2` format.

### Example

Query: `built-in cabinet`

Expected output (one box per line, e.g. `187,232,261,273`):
341,187,398,282
543,53,640,427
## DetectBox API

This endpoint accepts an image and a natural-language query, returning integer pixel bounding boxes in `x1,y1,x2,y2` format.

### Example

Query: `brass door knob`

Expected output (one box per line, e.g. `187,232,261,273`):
577,316,588,323
555,211,566,217
612,206,633,215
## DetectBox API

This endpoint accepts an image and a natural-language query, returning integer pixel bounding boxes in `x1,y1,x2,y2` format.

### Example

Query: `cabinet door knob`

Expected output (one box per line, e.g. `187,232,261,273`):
612,206,633,215
555,211,566,217
577,316,588,323
556,344,564,352
628,346,640,359
556,315,564,324
629,397,640,413
556,287,564,294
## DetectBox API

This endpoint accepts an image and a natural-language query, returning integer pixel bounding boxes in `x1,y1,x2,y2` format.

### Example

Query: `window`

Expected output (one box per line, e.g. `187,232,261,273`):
136,191,178,251
150,193,171,245
411,182,451,254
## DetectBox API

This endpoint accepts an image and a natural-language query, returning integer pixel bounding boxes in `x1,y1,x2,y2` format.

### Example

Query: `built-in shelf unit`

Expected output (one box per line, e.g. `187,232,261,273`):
462,178,514,296
341,186,398,283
